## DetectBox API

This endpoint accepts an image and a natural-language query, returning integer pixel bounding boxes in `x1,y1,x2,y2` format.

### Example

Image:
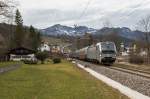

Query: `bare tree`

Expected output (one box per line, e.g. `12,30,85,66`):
137,15,150,63
0,0,17,50
0,0,17,21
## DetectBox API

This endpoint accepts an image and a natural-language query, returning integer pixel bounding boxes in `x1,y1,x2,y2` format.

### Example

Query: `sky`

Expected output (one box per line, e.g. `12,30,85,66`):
17,0,150,29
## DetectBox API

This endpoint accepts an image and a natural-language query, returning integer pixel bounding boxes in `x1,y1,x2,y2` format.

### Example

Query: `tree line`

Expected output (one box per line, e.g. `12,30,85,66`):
9,9,41,50
0,0,41,53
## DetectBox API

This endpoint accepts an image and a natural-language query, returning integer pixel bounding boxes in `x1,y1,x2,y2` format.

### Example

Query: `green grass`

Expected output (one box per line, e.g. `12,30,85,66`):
0,61,19,68
0,60,129,99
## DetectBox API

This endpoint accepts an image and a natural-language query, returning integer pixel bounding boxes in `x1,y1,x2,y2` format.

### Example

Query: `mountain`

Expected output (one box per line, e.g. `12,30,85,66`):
41,24,144,40
41,24,97,36
95,27,144,40
0,23,144,47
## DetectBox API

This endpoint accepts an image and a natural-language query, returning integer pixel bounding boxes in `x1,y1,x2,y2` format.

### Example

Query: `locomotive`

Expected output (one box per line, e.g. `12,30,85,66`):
72,42,117,65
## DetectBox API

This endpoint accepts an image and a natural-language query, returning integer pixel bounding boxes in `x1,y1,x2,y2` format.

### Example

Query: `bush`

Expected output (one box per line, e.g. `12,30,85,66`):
36,51,49,64
53,58,61,64
23,60,38,64
129,55,144,64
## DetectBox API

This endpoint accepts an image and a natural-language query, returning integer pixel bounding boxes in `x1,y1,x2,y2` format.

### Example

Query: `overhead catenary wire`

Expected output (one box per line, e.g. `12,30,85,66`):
74,0,93,26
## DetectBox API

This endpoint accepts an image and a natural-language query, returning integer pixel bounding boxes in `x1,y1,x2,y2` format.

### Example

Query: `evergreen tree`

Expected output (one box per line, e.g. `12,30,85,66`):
36,31,42,48
13,9,24,47
15,9,23,26
29,25,41,50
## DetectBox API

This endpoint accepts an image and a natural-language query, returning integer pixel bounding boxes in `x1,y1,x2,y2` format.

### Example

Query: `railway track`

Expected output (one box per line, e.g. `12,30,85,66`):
75,60,150,97
110,66,150,79
76,60,150,79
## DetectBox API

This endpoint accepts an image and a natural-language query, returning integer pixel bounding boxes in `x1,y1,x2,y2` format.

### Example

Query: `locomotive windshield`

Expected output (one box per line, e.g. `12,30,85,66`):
101,42,116,54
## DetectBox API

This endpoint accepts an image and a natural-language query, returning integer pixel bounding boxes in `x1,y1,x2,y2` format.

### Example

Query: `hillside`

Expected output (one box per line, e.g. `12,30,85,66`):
41,24,97,36
94,27,144,40
0,23,145,53
0,23,15,52
0,23,69,50
41,24,144,41
42,36,70,46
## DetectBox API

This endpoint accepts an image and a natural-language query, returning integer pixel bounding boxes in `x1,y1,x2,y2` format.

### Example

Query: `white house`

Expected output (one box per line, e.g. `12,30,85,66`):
10,54,35,61
8,47,36,61
38,42,50,52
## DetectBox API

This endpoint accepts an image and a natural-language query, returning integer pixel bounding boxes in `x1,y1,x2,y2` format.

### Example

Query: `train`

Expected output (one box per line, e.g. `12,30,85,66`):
72,42,117,65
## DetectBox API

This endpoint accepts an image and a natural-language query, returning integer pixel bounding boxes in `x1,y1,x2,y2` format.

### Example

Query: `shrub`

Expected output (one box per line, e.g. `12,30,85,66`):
53,58,61,64
129,55,144,64
23,60,38,64
36,51,49,64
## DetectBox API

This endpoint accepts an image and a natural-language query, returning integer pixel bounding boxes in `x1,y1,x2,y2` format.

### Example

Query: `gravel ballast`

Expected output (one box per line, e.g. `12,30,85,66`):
77,60,150,97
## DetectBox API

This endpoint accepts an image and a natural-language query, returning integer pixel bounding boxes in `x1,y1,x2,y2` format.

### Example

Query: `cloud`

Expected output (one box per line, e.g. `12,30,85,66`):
18,0,150,29
22,8,102,28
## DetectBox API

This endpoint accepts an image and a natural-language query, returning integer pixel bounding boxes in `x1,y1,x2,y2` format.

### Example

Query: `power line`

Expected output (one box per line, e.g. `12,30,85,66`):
75,0,93,26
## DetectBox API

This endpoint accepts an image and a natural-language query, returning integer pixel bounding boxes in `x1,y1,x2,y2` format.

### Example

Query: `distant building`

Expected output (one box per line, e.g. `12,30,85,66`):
49,45,61,54
38,42,63,55
8,47,36,61
139,49,148,56
38,42,50,52
120,44,148,57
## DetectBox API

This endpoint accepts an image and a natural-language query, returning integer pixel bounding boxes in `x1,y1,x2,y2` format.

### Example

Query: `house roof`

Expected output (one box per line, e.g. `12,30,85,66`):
8,47,36,55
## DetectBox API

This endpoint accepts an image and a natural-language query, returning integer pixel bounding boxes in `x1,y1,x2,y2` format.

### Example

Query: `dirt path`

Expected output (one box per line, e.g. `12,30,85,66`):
0,64,21,74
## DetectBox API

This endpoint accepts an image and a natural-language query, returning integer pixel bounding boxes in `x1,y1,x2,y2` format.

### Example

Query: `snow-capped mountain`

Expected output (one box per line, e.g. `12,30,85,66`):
41,24,97,36
95,27,144,40
41,24,144,40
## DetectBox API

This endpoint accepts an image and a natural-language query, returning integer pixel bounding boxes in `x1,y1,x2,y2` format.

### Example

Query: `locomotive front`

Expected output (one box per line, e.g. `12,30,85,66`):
100,42,117,65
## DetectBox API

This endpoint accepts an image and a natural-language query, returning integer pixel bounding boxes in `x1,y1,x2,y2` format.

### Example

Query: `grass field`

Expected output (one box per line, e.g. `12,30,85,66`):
0,60,129,99
0,61,19,68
